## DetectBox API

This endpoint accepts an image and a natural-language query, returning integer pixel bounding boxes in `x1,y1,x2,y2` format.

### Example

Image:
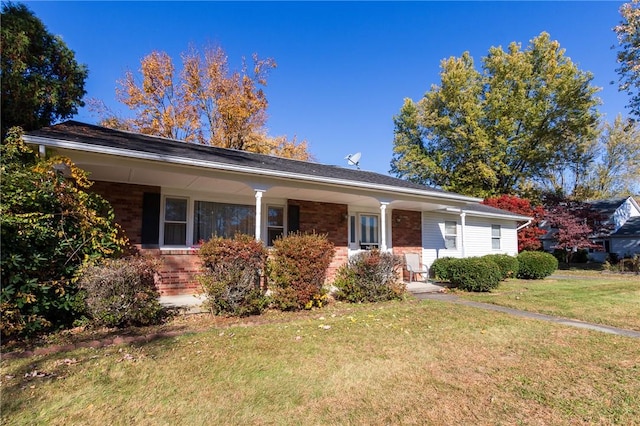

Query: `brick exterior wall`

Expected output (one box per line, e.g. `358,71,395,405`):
288,199,348,281
91,181,160,245
90,183,426,294
140,249,203,295
391,209,423,281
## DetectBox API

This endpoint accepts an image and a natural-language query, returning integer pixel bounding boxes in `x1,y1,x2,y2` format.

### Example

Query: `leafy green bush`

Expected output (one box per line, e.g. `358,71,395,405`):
517,251,559,279
448,257,502,292
430,257,456,281
78,256,164,327
333,250,405,303
481,254,519,280
198,234,268,316
1,129,126,339
268,232,334,310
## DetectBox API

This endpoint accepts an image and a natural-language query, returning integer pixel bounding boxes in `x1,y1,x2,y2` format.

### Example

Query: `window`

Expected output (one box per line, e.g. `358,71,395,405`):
267,206,284,246
193,201,255,243
491,224,501,249
164,197,188,245
360,214,379,248
444,220,457,249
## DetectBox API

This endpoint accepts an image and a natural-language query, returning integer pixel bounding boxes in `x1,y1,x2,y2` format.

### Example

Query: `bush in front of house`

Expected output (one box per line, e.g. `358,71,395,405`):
481,254,519,280
78,256,164,327
448,257,502,292
516,251,559,279
333,250,405,303
1,129,127,339
198,234,269,316
430,257,456,281
268,232,334,310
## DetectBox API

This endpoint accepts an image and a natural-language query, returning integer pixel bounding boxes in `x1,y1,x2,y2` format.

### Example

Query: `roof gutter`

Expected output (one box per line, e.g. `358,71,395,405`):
516,219,533,231
444,207,531,221
24,134,481,203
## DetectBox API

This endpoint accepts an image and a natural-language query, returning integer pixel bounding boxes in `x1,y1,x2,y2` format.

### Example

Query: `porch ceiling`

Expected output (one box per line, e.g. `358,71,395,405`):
65,149,456,212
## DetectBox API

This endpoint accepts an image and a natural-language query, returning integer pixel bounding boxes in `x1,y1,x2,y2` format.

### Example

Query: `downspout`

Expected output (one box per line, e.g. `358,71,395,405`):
460,211,466,258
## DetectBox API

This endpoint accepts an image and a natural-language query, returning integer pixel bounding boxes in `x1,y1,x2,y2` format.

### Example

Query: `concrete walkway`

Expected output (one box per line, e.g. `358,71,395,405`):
413,292,640,339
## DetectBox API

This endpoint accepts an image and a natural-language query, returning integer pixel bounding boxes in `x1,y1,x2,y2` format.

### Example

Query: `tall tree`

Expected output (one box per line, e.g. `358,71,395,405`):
0,2,88,136
391,32,600,198
614,0,640,118
94,46,311,160
576,115,640,199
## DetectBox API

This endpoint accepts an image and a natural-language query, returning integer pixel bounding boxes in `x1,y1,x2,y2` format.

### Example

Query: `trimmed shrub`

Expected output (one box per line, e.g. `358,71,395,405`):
268,232,334,310
198,234,268,316
430,257,456,281
78,256,164,327
448,257,502,292
482,254,519,280
517,251,558,279
333,250,405,303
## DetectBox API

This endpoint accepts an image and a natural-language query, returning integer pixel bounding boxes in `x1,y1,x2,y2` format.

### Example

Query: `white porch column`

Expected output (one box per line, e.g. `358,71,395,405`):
254,190,265,242
380,202,389,251
460,211,466,258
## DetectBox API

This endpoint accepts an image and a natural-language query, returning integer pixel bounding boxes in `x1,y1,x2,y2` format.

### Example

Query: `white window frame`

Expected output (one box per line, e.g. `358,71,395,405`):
161,196,190,247
491,224,501,250
348,212,381,250
444,220,457,250
265,205,286,247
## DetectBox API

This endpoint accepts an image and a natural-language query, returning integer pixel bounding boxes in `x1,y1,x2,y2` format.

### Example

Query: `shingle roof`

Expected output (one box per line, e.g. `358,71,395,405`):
611,216,640,237
586,197,629,217
27,121,468,198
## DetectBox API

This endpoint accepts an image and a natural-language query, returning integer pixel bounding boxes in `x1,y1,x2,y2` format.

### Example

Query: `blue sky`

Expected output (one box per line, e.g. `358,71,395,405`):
26,1,628,175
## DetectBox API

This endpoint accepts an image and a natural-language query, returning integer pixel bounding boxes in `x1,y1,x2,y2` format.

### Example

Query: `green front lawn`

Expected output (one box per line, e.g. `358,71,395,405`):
2,298,639,425
456,271,640,331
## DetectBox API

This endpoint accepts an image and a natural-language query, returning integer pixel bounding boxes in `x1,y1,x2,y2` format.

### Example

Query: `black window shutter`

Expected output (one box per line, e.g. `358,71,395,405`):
287,204,300,234
141,192,161,246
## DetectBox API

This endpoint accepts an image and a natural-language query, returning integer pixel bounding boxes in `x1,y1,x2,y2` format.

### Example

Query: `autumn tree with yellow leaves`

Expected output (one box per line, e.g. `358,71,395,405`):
92,46,311,160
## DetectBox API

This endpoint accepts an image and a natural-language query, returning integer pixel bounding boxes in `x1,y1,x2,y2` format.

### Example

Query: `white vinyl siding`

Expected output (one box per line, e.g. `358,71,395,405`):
463,217,518,256
422,212,519,269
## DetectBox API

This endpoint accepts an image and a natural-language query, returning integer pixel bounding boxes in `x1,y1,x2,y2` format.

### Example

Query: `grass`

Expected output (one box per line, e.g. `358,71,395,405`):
456,271,640,331
2,298,640,425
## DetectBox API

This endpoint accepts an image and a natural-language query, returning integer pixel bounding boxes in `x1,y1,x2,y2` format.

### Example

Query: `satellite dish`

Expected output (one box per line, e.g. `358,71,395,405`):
345,152,361,169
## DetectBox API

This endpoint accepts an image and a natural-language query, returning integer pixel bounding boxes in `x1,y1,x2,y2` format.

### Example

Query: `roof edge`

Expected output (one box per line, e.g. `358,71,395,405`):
24,134,482,203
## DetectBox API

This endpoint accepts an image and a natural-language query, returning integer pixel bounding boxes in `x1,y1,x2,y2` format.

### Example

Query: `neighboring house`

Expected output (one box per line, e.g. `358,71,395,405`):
24,121,530,295
541,196,640,262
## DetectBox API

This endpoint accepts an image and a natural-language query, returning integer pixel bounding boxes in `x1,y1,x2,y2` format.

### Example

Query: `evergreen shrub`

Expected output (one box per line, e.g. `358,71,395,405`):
448,257,502,292
481,254,519,280
198,234,268,316
268,232,334,310
430,257,456,281
517,251,558,279
333,250,404,303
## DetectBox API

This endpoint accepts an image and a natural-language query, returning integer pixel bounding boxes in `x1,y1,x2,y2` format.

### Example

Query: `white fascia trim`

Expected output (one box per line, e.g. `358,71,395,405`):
24,135,481,203
444,207,531,221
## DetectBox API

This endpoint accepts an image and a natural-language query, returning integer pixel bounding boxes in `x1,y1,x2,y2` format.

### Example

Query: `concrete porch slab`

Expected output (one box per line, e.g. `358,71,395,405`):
405,281,446,294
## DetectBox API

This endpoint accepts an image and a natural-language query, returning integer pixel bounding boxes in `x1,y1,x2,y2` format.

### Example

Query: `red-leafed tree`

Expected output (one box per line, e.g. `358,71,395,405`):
544,205,599,264
482,195,546,252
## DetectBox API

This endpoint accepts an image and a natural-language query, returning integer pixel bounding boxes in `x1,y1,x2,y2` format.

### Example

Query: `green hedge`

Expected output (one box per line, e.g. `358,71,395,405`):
448,257,502,292
481,254,519,280
430,257,456,281
517,251,558,279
